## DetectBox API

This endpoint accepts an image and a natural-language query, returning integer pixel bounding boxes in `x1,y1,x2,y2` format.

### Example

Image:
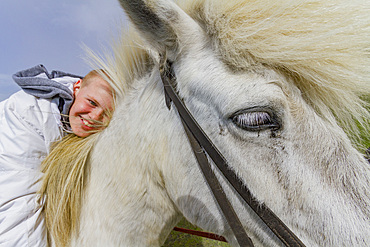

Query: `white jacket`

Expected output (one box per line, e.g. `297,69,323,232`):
0,65,80,247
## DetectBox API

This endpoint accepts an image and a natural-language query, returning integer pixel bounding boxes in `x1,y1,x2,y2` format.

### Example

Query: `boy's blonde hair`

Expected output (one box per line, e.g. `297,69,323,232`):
81,69,112,89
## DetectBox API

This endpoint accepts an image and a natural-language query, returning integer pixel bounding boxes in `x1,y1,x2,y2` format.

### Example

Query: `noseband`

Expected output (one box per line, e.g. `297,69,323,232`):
159,57,306,247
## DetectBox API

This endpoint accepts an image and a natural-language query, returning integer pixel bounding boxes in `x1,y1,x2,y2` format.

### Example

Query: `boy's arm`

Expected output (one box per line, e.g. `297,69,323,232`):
0,91,53,247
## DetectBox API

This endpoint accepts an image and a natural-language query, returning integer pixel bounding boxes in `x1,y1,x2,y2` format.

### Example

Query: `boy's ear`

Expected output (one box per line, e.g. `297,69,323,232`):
73,79,82,96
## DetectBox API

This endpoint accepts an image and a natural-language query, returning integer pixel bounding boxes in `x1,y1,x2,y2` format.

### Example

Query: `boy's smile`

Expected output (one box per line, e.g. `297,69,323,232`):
68,75,113,137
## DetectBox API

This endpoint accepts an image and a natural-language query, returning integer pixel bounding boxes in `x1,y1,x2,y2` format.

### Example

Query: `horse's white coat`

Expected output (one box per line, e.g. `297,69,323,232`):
63,0,370,246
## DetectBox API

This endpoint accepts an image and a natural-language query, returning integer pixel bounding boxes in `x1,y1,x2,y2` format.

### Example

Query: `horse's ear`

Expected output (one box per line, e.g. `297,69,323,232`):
118,0,200,60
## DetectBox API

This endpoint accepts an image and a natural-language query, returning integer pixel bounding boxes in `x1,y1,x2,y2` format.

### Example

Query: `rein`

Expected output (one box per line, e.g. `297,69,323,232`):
159,58,306,247
173,227,227,242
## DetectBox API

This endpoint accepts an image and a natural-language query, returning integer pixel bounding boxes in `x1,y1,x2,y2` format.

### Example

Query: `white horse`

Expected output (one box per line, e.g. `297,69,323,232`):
40,0,370,246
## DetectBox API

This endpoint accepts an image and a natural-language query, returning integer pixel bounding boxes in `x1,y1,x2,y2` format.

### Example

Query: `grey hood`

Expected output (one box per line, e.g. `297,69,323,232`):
12,64,82,115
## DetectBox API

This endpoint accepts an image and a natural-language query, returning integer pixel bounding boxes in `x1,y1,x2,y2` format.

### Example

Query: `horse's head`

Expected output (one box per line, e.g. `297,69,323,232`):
106,0,370,246
44,0,370,246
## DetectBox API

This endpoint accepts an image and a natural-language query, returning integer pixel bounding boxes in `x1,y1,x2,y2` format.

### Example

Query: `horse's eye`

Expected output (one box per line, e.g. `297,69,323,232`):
231,110,280,131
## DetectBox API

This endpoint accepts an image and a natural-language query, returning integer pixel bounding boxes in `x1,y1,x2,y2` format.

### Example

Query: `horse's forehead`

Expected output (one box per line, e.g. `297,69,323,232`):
179,54,283,94
176,56,287,114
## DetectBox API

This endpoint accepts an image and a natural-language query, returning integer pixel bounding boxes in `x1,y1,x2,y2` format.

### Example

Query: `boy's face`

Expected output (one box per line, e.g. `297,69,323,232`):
69,76,114,137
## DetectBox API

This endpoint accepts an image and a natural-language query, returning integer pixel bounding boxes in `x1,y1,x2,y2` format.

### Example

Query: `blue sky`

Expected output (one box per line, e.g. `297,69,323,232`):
0,0,127,101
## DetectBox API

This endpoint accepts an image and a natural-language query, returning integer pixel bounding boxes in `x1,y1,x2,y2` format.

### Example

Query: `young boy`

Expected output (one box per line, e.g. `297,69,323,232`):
0,64,114,246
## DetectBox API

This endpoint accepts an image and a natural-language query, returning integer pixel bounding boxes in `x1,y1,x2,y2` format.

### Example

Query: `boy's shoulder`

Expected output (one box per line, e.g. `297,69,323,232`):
4,90,59,125
1,90,64,143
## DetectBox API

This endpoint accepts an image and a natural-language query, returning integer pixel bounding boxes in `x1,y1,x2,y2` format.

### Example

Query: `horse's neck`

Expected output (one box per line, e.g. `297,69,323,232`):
73,77,182,246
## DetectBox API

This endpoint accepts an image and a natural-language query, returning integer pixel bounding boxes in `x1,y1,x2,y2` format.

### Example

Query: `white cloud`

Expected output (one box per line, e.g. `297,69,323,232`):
51,1,127,38
0,73,20,101
0,74,11,80
0,0,129,101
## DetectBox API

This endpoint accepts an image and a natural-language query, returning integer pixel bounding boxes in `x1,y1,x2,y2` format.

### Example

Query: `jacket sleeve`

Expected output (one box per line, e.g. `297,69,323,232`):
0,91,60,247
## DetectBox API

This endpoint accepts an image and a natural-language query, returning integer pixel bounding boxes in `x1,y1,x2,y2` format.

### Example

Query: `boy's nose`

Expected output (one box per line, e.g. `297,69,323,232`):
90,108,104,121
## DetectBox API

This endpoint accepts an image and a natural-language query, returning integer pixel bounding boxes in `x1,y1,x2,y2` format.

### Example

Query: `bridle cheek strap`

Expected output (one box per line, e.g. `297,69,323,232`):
159,58,306,247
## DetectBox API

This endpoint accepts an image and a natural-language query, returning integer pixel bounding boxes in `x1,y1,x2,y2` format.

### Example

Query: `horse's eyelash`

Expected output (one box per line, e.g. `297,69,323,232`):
238,112,272,126
233,112,272,126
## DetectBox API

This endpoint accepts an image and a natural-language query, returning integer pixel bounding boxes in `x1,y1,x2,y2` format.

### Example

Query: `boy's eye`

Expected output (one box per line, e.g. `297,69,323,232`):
89,100,98,107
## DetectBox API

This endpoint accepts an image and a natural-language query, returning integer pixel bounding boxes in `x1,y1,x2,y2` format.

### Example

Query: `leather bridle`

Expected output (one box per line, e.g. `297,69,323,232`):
159,57,306,247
